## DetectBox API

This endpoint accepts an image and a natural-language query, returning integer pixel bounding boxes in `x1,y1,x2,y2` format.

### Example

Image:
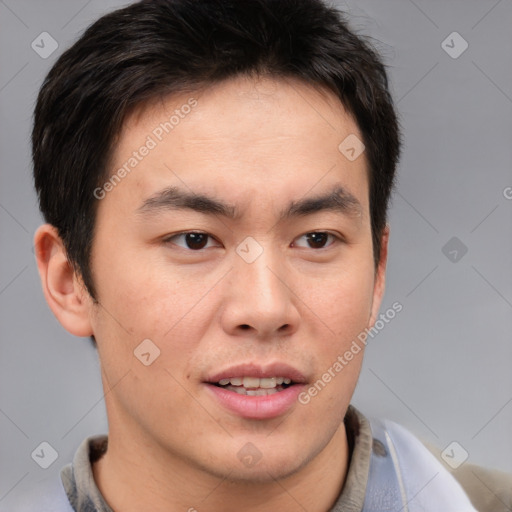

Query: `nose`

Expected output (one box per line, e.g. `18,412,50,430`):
219,244,300,340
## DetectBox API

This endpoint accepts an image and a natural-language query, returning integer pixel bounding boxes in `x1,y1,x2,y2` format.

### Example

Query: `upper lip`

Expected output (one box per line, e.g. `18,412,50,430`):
205,363,307,384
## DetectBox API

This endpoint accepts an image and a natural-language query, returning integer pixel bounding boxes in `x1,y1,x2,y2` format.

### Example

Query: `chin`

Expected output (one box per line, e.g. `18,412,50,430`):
220,457,310,484
195,439,316,484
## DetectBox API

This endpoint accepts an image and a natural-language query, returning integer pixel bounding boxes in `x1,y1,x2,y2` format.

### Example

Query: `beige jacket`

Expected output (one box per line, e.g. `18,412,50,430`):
426,445,512,512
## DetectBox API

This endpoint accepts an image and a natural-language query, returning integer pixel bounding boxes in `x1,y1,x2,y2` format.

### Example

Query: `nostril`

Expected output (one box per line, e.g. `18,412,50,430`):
240,324,251,330
278,324,290,331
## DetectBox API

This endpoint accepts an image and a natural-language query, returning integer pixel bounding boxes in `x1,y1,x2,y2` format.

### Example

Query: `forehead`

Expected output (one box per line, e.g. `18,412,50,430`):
105,76,369,215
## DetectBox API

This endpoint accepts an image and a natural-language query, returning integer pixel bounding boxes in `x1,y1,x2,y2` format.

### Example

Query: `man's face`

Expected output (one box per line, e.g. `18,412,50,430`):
88,76,386,481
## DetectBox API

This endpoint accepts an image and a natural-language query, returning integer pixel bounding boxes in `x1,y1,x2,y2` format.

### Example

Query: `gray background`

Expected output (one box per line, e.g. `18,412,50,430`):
1,0,511,506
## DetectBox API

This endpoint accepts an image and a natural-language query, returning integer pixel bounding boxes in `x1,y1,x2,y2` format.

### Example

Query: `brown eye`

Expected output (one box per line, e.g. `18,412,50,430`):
184,233,208,249
165,232,218,250
293,231,338,249
305,232,329,248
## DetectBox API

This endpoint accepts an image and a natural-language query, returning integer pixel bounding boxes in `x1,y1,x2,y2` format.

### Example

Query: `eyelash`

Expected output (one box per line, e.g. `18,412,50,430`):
163,231,343,251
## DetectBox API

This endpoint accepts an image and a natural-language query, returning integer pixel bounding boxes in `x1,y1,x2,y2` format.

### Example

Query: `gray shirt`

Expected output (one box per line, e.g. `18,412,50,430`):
61,405,373,512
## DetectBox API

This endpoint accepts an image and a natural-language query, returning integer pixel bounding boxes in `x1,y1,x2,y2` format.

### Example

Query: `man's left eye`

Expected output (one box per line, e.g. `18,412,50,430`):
292,232,339,249
165,232,219,250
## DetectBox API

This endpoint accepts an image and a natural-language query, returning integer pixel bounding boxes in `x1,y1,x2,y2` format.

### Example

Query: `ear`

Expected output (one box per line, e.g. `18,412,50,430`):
34,224,94,337
368,225,390,327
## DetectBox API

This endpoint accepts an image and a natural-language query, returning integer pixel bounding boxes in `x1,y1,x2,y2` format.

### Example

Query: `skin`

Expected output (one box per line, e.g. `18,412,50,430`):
35,76,388,512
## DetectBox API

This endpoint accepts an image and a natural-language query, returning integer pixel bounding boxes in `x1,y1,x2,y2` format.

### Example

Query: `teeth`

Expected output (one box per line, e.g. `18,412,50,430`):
225,385,279,396
216,376,292,389
243,376,260,388
260,377,277,389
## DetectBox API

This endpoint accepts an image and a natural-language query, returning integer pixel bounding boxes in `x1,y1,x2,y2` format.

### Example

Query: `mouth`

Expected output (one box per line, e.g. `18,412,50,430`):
212,376,294,396
204,364,307,419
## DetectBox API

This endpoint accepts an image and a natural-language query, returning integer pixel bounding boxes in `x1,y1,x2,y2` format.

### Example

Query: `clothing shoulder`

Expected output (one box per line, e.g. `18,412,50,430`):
366,417,477,511
423,441,512,512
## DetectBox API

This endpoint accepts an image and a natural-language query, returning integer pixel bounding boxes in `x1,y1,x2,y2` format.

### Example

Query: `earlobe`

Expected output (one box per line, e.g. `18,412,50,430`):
369,225,390,327
34,224,93,337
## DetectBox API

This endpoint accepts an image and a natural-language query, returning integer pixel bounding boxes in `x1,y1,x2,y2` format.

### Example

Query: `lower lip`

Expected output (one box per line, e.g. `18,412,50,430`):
205,383,305,419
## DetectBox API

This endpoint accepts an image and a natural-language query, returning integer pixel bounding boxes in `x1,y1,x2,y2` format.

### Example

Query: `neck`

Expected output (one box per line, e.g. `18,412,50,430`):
92,421,349,512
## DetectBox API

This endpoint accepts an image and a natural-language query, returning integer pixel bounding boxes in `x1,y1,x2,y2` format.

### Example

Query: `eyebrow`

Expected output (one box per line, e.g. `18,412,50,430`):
284,186,362,219
137,185,362,221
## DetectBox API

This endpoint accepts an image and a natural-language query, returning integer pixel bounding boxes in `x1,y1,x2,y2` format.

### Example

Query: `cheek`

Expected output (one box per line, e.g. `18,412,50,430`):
295,271,372,430
92,241,183,333
90,252,221,378
299,259,374,409
90,269,209,418
306,263,375,338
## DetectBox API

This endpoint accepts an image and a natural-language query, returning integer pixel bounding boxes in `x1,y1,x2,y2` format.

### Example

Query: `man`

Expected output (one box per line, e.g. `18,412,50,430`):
19,0,491,510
